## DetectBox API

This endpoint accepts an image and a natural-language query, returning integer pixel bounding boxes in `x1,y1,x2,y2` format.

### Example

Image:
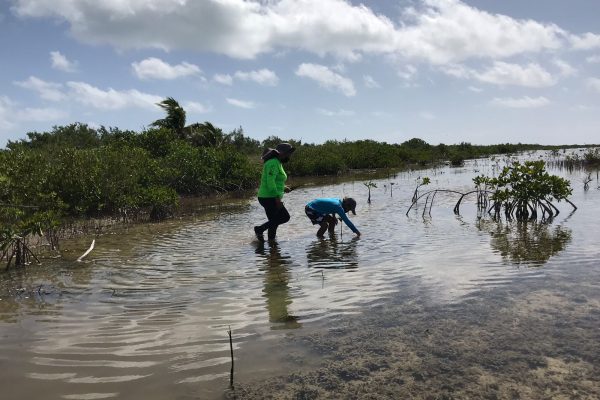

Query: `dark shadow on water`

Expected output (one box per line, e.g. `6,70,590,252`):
255,242,301,330
477,219,572,267
306,236,359,270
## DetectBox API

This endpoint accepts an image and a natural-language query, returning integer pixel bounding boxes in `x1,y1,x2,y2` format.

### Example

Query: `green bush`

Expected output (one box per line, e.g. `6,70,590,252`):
141,186,179,221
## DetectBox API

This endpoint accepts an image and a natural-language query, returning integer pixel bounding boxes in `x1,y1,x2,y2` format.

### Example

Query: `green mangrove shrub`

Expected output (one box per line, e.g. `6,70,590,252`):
478,160,575,221
408,161,576,222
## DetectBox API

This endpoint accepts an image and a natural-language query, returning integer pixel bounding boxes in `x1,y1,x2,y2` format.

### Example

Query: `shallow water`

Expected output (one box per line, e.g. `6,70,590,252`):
1,151,599,399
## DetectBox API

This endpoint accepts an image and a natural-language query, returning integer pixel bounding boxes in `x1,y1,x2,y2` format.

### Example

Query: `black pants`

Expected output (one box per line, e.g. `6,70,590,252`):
257,197,291,240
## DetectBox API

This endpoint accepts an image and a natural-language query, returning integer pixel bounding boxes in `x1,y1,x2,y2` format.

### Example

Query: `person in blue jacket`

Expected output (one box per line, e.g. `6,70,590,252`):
305,197,361,237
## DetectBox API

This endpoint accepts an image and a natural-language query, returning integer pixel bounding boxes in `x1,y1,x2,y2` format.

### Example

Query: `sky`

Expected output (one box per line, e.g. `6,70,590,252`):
1,0,600,147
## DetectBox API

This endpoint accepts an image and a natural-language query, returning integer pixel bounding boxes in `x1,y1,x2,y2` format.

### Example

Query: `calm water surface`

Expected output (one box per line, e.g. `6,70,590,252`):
1,152,599,399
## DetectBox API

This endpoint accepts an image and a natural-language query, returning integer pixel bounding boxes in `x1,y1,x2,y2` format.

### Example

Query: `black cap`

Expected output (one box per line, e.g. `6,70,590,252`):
343,197,356,215
275,143,295,156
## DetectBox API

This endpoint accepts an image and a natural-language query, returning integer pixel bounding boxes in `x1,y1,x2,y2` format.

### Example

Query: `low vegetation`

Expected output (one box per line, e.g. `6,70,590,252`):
0,97,593,267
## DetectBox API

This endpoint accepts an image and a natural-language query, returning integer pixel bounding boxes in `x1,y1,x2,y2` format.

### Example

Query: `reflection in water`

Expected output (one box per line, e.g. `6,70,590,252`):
306,236,359,270
478,219,572,266
255,243,301,330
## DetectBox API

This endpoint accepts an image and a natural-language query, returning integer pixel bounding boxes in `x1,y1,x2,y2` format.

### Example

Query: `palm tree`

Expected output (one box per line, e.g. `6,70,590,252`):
187,121,231,148
151,97,187,139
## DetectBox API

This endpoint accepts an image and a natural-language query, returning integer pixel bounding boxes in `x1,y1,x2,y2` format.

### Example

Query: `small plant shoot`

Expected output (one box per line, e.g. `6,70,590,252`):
363,181,377,204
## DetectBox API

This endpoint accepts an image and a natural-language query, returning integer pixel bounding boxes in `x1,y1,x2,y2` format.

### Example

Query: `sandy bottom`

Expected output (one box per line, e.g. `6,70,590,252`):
231,281,600,399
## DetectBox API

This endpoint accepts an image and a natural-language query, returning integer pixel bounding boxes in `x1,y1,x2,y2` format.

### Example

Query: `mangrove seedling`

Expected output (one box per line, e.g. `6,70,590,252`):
363,181,377,203
412,177,430,203
583,173,592,191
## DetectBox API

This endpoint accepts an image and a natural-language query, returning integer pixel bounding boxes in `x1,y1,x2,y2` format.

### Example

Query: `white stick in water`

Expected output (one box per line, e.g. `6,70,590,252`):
77,239,95,262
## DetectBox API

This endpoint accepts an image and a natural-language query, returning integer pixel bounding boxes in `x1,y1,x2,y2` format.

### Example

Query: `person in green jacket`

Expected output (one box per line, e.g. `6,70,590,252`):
254,143,295,242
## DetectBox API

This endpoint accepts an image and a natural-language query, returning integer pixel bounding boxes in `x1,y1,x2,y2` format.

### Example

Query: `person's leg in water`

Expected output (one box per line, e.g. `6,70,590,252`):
316,221,327,237
316,215,337,237
326,215,337,236
256,198,290,241
267,206,290,241
255,197,276,242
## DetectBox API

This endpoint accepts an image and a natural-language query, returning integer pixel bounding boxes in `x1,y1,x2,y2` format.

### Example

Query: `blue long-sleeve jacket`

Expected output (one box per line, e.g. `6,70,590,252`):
306,198,359,234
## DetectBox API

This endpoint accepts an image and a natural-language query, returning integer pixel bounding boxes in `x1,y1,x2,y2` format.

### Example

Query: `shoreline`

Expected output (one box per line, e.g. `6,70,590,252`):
10,167,410,266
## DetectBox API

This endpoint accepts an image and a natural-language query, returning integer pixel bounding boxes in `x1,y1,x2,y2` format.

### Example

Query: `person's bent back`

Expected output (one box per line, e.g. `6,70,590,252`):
305,197,361,237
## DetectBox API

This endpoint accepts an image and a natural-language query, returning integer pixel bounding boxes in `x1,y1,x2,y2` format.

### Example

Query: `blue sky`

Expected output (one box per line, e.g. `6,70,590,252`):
1,0,599,147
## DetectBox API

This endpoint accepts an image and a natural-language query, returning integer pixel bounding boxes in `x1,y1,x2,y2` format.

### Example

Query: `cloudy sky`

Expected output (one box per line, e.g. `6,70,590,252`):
1,0,600,146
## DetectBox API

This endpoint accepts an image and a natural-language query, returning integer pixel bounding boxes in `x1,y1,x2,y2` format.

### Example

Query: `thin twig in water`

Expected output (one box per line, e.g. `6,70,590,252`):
228,326,234,388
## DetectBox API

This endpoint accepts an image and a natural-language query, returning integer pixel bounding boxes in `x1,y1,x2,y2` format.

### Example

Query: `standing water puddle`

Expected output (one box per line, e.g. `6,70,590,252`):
1,152,599,399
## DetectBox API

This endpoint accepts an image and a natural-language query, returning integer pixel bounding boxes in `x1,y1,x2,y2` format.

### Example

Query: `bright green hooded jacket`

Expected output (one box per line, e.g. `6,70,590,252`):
258,158,287,198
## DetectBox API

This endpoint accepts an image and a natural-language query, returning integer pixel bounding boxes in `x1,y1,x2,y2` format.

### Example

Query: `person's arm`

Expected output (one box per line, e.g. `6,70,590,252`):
336,205,360,235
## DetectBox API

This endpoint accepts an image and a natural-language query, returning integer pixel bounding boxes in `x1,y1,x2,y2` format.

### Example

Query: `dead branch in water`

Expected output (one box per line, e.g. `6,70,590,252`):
77,239,96,262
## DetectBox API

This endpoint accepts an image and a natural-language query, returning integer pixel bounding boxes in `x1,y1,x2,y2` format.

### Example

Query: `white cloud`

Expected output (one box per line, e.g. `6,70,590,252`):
440,64,471,79
14,76,65,101
66,81,162,110
490,96,550,108
0,96,67,130
233,69,279,86
331,64,349,73
132,57,201,80
226,98,256,109
442,61,556,88
586,55,600,64
396,0,566,64
11,0,571,64
569,32,600,50
587,78,600,93
214,74,233,85
295,63,356,96
317,108,355,117
17,107,68,121
14,76,164,111
214,69,279,86
0,96,16,129
14,77,164,111
397,65,417,81
475,62,556,87
363,75,380,88
553,59,576,77
185,101,212,114
50,50,77,72
468,86,483,92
